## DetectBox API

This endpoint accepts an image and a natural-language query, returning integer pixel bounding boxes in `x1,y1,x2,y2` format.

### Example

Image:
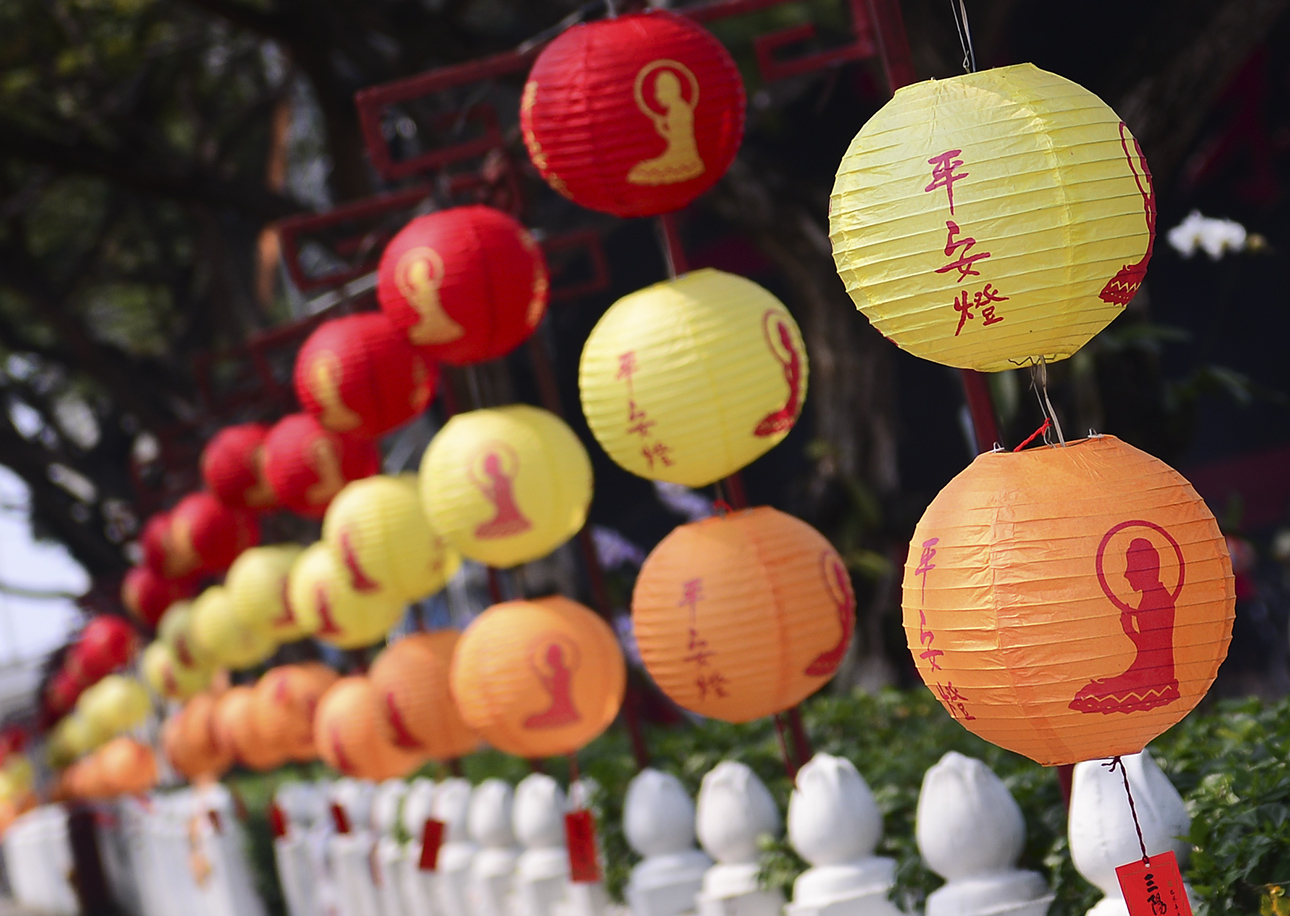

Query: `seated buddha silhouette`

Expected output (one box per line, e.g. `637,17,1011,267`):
1071,537,1180,714
395,246,465,345
524,641,581,729
471,446,533,539
754,312,804,438
628,64,705,186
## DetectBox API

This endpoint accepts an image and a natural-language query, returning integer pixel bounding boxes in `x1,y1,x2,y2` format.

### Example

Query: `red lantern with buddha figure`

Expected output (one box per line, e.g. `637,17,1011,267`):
170,492,260,575
121,565,195,628
201,423,278,512
262,414,382,519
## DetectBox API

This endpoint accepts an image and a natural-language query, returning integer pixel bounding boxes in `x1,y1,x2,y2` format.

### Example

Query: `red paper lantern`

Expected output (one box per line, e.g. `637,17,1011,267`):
201,423,278,511
377,206,549,366
120,566,195,628
141,512,201,580
520,10,745,217
262,414,382,519
69,616,137,685
170,492,260,575
44,671,83,719
294,313,436,438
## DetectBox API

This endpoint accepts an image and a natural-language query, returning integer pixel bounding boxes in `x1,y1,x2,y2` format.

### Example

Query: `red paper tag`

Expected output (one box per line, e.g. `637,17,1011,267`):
207,809,222,834
418,819,446,871
564,809,601,884
1116,851,1192,916
268,803,287,840
330,802,351,835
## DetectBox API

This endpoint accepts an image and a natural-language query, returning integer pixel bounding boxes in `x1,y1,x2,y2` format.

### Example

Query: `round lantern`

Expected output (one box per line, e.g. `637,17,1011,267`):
579,269,808,487
294,313,436,438
169,491,260,574
142,641,211,701
161,713,200,780
156,600,204,670
190,586,277,670
902,435,1234,767
61,714,102,758
78,675,150,736
201,423,278,511
829,63,1156,372
121,565,196,628
98,738,158,796
377,206,549,367
450,596,625,757
254,662,339,762
178,693,234,780
419,405,592,568
288,543,406,649
214,685,291,771
141,511,202,580
226,545,311,642
370,632,477,761
69,615,137,684
314,677,425,780
323,475,461,602
632,506,855,722
45,670,84,719
262,413,382,518
520,9,745,217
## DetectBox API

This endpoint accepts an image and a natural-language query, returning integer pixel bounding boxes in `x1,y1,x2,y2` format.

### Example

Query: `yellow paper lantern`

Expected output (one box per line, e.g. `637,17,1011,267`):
632,506,854,722
314,677,426,780
420,405,593,569
4,755,33,797
323,475,461,602
370,632,478,762
142,641,212,701
79,675,150,736
450,596,625,758
157,600,203,670
579,269,808,487
227,544,311,642
288,542,407,649
190,585,278,670
829,63,1155,372
902,435,1234,766
62,713,105,756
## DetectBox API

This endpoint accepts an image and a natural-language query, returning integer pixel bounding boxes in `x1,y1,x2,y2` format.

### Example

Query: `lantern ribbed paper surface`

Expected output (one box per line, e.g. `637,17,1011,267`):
829,63,1155,372
377,206,549,366
201,423,278,511
632,506,855,722
323,475,461,602
520,10,745,217
420,405,592,569
263,414,382,519
179,693,234,780
288,542,407,649
190,586,277,670
902,435,1234,766
580,269,808,486
450,596,625,758
142,641,211,701
294,313,436,438
79,676,150,736
70,616,137,684
370,632,477,761
314,677,425,780
170,492,260,574
98,739,158,796
254,663,338,762
227,545,310,642
121,566,195,628
214,685,291,771
141,511,201,580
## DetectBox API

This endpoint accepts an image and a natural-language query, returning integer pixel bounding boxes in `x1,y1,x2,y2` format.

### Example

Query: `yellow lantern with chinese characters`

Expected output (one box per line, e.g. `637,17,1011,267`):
142,641,212,701
579,269,808,487
288,542,408,649
323,475,461,602
190,585,278,670
419,406,592,569
78,675,150,736
830,63,1155,372
227,544,312,642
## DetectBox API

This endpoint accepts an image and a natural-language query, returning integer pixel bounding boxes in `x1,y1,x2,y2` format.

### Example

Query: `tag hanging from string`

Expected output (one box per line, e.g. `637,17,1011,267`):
268,802,287,840
566,756,602,884
418,818,446,871
1104,756,1193,916
330,802,351,835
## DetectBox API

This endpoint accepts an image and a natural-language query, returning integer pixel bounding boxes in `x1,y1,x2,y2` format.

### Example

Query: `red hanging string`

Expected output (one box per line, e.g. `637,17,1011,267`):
1104,756,1151,866
1013,417,1051,452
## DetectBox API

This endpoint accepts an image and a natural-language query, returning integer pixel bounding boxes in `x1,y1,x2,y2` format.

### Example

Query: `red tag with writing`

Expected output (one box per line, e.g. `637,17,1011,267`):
1116,851,1192,916
418,819,446,871
564,809,601,884
330,802,351,835
268,803,287,840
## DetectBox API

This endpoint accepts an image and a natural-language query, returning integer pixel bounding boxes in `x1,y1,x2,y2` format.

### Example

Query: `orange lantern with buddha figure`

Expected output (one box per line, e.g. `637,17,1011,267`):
254,663,339,762
214,685,291,772
179,692,234,780
902,435,1235,767
98,738,159,796
370,632,477,761
314,677,425,780
262,414,382,519
201,423,278,512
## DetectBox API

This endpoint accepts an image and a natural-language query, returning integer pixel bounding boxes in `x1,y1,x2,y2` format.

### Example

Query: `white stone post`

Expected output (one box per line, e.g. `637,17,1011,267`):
694,761,784,916
469,778,521,916
623,769,712,916
435,777,479,916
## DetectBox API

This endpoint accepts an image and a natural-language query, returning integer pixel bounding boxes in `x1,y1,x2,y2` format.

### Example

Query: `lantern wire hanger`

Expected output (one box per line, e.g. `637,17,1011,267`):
1028,358,1067,447
950,0,977,74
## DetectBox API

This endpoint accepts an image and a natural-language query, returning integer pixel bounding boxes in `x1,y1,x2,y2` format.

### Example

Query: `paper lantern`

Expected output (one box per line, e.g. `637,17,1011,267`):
450,596,625,757
161,713,199,780
377,206,549,366
78,675,150,736
294,313,436,438
520,9,745,217
61,714,102,757
262,414,382,518
178,693,234,780
288,542,406,649
45,671,84,719
121,565,195,628
370,632,477,761
142,642,211,701
226,545,311,642
157,600,203,670
141,511,202,580
189,586,277,670
323,475,461,602
420,405,592,568
169,491,260,575
98,738,158,796
254,662,339,762
214,685,291,771
579,269,808,487
902,435,1234,766
829,63,1156,372
201,423,278,511
633,507,854,722
314,677,425,780
69,615,137,684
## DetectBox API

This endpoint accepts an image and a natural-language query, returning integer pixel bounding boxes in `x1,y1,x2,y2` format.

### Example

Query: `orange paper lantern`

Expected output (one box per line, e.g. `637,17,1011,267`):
179,693,234,780
254,663,339,762
201,423,278,511
450,596,625,758
170,491,261,574
632,507,855,723
294,313,436,438
902,435,1235,766
262,414,382,519
214,685,291,772
314,677,425,780
161,712,200,780
370,632,477,762
98,738,159,796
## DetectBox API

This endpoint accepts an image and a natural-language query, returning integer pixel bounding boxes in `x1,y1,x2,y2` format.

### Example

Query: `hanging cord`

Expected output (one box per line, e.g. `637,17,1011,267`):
1103,756,1151,866
1028,358,1067,446
949,0,977,73
604,0,618,17
1012,418,1050,452
516,2,601,54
